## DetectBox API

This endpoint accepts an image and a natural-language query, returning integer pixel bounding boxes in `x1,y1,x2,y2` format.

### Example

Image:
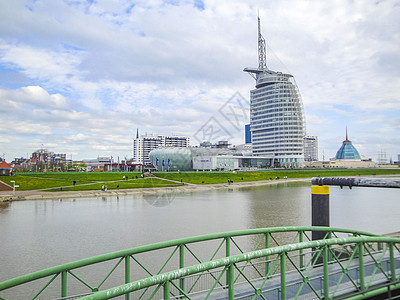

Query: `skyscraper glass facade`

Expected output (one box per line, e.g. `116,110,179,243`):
249,71,305,167
244,17,305,168
245,124,251,144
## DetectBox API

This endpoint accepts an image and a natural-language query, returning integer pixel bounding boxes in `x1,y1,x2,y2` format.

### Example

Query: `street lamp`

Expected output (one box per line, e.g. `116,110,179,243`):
10,180,19,195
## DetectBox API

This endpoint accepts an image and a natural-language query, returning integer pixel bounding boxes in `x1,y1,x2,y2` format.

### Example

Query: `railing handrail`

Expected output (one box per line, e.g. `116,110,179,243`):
78,236,400,300
312,177,400,188
0,226,378,292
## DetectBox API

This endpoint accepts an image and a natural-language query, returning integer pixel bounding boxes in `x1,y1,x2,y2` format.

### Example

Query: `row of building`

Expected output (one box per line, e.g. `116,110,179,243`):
133,130,380,172
130,132,319,171
12,149,70,172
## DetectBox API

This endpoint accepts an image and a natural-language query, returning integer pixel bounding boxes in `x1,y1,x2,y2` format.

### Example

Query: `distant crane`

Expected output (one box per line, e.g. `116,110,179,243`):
377,149,387,165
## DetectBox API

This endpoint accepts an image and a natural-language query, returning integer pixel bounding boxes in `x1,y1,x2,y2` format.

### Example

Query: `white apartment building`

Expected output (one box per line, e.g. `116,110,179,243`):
304,136,318,162
133,134,190,165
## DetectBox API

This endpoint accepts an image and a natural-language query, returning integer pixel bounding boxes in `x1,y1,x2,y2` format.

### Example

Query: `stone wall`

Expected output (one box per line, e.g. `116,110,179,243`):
0,180,13,191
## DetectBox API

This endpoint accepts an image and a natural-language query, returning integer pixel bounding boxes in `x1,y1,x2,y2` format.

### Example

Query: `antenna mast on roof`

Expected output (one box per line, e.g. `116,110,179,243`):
258,13,267,70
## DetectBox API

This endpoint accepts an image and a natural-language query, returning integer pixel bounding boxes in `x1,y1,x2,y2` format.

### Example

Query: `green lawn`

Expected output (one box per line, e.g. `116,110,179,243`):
1,169,399,191
47,178,181,192
0,172,159,191
153,169,400,184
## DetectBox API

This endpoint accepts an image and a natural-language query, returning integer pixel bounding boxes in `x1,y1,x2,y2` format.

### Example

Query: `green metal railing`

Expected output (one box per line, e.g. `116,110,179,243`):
80,236,400,300
0,227,391,300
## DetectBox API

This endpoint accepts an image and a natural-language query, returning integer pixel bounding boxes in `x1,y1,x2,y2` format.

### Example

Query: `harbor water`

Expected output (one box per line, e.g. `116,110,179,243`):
0,181,399,298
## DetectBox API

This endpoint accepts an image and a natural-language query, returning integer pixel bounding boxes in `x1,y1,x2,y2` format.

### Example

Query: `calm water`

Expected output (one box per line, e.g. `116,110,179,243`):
0,181,399,297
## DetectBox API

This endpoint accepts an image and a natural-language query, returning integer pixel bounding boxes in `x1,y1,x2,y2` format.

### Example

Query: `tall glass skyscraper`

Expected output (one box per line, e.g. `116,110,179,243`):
244,17,305,168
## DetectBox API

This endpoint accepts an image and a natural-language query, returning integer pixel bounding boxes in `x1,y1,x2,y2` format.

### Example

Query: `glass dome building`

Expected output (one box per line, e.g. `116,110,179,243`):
335,131,361,160
149,147,193,171
149,147,272,171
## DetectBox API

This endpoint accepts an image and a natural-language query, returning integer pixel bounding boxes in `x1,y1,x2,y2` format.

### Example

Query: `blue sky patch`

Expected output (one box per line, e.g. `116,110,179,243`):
194,0,205,10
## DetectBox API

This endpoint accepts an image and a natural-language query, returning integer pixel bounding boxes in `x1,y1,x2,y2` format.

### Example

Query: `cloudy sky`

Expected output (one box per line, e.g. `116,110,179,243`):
0,0,399,162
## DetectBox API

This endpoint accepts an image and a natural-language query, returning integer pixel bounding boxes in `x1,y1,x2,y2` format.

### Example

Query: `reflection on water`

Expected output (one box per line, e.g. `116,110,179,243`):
0,201,10,212
0,181,399,297
143,193,175,207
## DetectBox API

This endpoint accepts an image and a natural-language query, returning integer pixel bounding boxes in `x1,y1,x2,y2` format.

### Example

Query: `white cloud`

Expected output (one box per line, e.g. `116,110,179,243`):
0,86,68,109
0,122,52,135
0,0,398,161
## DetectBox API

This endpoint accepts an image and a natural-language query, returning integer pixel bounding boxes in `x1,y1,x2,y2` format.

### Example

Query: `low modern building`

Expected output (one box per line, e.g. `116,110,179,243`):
310,160,377,168
149,147,273,171
83,157,113,172
133,133,190,166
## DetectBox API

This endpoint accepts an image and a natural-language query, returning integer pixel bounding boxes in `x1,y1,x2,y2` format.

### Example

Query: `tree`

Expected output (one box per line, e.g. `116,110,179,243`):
72,161,87,172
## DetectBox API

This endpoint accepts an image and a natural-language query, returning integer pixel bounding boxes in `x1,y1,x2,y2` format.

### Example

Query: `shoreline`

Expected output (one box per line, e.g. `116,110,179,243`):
0,178,311,202
1,174,397,202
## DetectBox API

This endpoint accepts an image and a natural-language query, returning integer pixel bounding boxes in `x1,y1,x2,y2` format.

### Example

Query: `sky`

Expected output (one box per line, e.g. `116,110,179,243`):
0,0,399,162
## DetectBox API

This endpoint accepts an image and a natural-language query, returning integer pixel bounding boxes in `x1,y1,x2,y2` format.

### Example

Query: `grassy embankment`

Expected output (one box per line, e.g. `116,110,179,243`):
0,172,181,191
1,169,399,191
154,168,400,184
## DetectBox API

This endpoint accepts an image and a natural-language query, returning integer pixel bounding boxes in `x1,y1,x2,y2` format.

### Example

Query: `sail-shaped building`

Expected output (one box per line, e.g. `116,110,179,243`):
244,17,305,168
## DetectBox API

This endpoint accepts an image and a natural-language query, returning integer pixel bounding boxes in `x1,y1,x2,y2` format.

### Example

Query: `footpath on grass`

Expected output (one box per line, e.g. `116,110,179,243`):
0,177,311,202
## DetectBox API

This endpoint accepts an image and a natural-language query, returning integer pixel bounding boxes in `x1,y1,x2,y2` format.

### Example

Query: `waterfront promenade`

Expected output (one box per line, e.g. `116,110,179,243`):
0,177,311,202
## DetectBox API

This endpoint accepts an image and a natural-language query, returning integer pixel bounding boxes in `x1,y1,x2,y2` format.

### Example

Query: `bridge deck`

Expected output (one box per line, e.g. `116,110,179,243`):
181,250,400,299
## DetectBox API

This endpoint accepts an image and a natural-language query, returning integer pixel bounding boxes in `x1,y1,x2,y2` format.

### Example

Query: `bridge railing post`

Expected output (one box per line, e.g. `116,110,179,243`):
61,270,67,298
164,280,170,300
265,233,270,277
226,237,230,287
389,242,396,282
125,256,130,300
280,252,286,300
179,244,185,296
299,230,304,270
228,263,234,299
358,242,365,291
323,245,329,300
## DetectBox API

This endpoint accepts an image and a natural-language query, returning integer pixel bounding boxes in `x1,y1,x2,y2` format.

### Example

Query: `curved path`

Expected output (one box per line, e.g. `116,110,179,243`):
0,177,311,202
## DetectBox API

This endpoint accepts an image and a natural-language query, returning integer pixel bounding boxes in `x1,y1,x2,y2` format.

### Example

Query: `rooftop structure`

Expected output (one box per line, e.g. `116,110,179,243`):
244,17,305,168
335,130,361,160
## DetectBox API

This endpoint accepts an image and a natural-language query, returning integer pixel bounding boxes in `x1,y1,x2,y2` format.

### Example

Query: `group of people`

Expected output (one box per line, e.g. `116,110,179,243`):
269,176,288,180
100,174,146,191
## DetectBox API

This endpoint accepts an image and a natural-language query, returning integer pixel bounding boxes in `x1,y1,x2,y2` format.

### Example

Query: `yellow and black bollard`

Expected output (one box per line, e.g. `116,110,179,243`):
311,185,330,241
